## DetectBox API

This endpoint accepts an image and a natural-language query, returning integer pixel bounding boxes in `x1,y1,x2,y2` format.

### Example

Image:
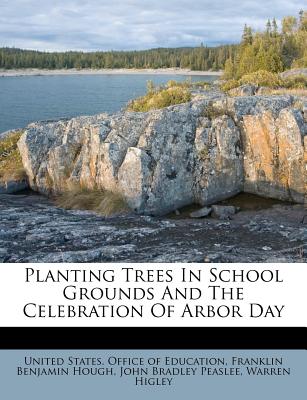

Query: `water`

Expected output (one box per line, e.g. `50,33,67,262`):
0,74,218,133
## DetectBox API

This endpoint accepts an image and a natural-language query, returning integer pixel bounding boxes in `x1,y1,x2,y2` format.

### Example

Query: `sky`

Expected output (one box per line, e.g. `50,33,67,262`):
0,0,305,51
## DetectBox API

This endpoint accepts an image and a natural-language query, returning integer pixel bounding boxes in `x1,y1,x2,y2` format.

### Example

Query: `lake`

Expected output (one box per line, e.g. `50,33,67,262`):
0,74,218,133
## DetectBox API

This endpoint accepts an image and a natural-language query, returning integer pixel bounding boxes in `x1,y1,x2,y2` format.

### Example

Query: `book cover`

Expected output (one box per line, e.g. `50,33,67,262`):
0,1,306,398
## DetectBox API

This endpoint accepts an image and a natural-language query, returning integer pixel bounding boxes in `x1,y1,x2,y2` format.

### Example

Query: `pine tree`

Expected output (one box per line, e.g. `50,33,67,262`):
272,18,278,36
282,16,297,35
266,19,272,36
242,24,253,45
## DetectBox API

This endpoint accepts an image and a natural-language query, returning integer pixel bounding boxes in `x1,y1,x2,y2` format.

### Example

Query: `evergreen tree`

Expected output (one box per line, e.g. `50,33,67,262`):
282,16,297,35
242,24,253,45
266,19,272,36
272,18,278,36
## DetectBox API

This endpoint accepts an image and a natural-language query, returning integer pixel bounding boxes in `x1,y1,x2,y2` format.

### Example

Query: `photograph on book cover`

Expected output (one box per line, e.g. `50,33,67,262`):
0,0,306,398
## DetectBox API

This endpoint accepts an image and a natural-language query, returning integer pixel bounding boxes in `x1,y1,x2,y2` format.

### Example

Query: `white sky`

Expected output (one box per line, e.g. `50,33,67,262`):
0,0,305,51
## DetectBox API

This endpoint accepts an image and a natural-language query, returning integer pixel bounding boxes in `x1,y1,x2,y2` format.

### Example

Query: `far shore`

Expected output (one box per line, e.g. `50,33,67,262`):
0,67,223,77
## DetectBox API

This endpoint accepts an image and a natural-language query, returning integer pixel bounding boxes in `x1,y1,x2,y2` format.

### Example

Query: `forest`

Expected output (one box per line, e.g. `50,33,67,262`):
0,45,235,71
223,10,307,79
0,10,305,73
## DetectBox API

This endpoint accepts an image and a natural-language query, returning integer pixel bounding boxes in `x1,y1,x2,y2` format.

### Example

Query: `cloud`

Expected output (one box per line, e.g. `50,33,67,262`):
0,0,305,51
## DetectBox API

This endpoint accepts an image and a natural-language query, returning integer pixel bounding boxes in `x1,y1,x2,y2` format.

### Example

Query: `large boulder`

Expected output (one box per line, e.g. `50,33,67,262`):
242,108,305,203
18,96,243,215
228,84,258,97
17,92,306,215
213,95,306,203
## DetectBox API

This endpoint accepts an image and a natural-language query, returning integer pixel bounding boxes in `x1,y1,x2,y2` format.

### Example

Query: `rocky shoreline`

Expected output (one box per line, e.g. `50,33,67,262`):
17,88,306,214
0,68,223,78
0,192,306,263
0,86,306,262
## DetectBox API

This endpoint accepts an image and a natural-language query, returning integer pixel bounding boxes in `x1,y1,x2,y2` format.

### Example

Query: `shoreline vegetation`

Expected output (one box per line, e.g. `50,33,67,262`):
220,10,307,89
0,131,26,183
0,46,234,72
0,68,222,77
0,11,306,262
0,11,305,80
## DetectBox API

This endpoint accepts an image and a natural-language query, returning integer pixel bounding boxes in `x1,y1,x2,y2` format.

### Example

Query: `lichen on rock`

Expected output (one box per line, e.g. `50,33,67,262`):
16,90,306,215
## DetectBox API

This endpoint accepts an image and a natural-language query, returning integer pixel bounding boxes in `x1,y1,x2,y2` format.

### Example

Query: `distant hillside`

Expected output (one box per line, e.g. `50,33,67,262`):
0,45,237,71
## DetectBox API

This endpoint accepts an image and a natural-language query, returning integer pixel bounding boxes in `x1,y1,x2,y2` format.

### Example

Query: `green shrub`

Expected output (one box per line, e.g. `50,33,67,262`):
127,78,215,112
282,75,307,89
291,55,307,69
0,131,26,182
166,79,210,89
192,81,210,88
221,79,240,92
239,70,282,88
146,80,155,93
127,85,191,112
166,80,177,88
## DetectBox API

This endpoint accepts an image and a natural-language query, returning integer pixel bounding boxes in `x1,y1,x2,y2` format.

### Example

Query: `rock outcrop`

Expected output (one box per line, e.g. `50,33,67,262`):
214,95,306,204
17,91,306,215
280,68,307,78
228,84,258,97
0,193,306,263
0,180,28,194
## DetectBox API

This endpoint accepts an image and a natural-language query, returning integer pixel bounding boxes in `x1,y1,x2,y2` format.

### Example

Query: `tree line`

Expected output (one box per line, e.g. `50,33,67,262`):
0,45,236,71
224,10,307,79
1,10,305,73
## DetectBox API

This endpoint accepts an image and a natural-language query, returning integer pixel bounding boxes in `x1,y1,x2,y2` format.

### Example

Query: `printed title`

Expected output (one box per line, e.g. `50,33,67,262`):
23,267,285,320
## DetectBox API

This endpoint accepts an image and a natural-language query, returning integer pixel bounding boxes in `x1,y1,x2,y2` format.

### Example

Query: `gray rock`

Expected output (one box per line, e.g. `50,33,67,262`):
212,205,237,220
16,90,306,215
229,84,257,97
0,180,28,194
18,91,243,216
0,193,306,263
0,247,8,262
280,68,307,78
242,107,306,203
190,206,212,218
262,246,272,251
204,253,224,262
256,87,268,95
32,244,137,263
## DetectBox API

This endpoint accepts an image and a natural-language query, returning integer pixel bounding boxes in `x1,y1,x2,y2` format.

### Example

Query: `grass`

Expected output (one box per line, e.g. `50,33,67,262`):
127,85,191,112
0,131,27,182
239,70,283,88
202,103,227,119
202,102,235,120
282,74,307,89
126,79,212,112
257,88,307,96
54,184,129,216
166,79,210,89
221,70,307,94
127,79,213,112
221,79,241,92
